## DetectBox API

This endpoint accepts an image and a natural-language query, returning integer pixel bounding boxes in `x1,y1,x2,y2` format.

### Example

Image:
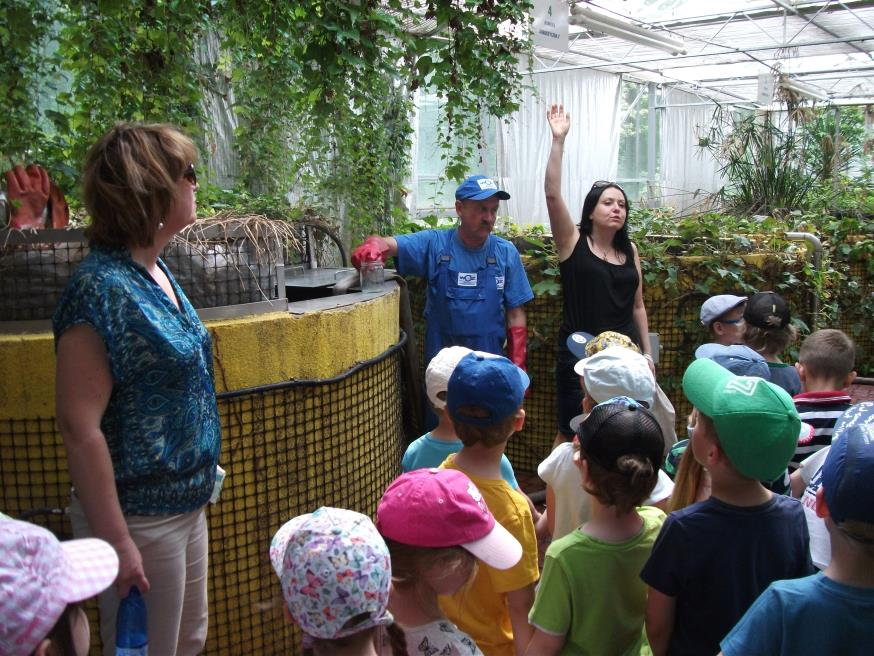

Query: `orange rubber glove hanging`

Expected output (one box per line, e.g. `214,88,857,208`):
351,235,390,270
5,164,49,229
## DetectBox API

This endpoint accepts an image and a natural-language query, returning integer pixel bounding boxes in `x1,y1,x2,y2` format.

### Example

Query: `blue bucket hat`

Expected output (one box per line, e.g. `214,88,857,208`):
455,175,511,201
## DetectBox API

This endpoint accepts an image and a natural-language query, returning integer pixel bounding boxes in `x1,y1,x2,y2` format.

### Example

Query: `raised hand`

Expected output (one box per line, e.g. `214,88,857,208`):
5,164,50,229
547,103,571,141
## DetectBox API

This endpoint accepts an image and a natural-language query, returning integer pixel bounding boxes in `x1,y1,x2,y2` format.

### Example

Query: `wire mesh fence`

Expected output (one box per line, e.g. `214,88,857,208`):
0,336,405,655
405,250,824,475
0,224,285,321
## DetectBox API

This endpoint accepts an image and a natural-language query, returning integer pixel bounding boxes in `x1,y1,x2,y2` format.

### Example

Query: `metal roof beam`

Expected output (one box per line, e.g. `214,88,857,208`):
536,33,874,76
692,62,874,83
771,0,874,60
641,0,874,31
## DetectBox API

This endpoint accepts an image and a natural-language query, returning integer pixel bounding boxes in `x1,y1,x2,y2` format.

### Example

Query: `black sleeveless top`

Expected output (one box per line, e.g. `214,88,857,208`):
558,234,641,347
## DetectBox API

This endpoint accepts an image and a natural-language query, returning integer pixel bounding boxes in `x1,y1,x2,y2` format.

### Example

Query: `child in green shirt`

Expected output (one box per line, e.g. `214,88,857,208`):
526,397,665,655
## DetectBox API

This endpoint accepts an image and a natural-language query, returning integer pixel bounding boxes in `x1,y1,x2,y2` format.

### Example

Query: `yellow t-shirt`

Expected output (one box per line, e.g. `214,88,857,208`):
438,454,540,656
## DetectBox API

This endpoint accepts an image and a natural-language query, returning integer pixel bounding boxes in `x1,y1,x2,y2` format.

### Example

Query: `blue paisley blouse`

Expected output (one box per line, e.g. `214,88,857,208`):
53,246,221,515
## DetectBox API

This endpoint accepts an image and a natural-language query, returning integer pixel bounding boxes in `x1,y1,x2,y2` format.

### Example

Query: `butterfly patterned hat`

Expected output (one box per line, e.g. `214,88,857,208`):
269,507,393,640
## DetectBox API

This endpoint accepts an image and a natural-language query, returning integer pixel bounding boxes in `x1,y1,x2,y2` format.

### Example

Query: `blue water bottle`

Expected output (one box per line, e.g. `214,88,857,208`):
116,586,148,655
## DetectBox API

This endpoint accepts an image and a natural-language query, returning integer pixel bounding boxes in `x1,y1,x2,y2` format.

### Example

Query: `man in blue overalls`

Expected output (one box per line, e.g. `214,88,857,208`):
352,174,534,379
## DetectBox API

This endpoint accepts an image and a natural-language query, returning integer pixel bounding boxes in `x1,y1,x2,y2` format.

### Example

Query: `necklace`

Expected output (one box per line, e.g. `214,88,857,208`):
588,235,613,262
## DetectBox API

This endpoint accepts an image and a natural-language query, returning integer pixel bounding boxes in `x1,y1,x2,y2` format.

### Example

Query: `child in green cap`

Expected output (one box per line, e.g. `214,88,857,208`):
641,358,814,656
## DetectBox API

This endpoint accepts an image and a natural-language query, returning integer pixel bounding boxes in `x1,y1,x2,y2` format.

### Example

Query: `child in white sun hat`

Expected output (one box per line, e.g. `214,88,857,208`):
539,339,674,541
0,515,119,656
269,507,402,656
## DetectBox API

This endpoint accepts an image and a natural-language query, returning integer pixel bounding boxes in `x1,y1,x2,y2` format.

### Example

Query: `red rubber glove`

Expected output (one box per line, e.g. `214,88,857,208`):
5,164,49,229
351,235,390,270
507,325,529,397
507,325,527,371
48,180,70,228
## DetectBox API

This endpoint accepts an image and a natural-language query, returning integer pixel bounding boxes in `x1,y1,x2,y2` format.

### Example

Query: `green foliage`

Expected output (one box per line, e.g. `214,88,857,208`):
0,1,533,247
414,1,533,181
706,111,814,215
0,0,57,166
798,106,866,180
215,1,413,240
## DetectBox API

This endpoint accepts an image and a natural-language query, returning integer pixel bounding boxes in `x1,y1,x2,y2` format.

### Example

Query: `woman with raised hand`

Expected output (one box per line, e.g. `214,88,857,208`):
54,123,221,655
545,103,654,446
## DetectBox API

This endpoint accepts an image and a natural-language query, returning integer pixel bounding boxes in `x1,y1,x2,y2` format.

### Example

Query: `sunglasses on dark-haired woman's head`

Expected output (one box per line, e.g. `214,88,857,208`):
183,163,197,186
591,180,624,192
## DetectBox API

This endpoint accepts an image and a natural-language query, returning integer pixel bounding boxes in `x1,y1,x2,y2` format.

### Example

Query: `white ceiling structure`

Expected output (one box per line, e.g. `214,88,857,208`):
532,0,874,107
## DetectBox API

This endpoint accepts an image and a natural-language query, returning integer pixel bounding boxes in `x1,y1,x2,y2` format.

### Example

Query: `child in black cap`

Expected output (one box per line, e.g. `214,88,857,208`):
527,397,664,655
743,291,801,395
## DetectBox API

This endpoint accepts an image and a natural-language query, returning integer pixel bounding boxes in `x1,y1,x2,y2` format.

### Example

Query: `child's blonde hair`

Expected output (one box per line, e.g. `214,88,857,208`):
384,538,478,611
667,447,707,513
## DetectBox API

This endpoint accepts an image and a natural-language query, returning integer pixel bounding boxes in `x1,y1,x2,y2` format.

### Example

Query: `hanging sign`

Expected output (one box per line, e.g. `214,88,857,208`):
757,73,776,105
532,0,568,51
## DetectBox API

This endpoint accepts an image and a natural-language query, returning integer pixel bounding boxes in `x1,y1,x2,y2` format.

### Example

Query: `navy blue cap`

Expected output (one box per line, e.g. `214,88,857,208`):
455,175,510,201
447,352,529,426
566,332,595,360
578,397,664,474
822,402,874,525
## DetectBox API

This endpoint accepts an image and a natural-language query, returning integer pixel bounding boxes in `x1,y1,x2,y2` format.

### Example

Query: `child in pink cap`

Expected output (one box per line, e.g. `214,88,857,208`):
0,515,119,656
377,468,522,656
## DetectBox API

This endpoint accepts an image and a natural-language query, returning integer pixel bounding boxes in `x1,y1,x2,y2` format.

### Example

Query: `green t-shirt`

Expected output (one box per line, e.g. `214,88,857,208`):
529,506,665,656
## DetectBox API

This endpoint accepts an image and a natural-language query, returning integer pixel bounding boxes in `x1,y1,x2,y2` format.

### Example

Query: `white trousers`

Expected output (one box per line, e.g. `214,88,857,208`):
69,496,209,656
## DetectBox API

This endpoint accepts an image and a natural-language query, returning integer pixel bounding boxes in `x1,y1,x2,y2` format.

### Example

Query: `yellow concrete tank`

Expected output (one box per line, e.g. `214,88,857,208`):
0,287,403,655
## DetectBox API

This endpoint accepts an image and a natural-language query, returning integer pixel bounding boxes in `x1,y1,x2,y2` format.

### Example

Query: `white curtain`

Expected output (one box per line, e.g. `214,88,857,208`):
658,88,725,215
497,68,622,227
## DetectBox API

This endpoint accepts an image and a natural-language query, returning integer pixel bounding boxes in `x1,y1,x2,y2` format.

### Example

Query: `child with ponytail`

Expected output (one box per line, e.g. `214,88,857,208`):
526,397,666,655
376,468,523,655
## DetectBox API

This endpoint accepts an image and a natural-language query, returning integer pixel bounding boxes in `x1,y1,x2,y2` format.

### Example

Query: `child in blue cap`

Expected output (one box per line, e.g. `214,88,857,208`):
438,352,539,656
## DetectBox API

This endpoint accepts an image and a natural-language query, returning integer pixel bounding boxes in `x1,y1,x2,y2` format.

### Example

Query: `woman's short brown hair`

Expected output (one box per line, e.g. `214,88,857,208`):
82,123,197,249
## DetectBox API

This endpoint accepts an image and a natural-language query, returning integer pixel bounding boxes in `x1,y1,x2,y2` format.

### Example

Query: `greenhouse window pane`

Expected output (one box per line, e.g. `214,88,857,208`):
617,80,660,202
415,90,498,211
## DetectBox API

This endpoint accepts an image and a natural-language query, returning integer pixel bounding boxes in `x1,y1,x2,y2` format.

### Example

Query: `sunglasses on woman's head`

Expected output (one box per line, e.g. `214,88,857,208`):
183,163,197,186
591,180,624,192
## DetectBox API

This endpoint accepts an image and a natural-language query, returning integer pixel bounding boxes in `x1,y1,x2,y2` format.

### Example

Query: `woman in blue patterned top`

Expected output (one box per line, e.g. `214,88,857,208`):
54,124,221,656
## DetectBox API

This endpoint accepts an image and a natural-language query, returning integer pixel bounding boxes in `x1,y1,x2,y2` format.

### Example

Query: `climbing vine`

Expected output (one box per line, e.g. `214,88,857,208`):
0,0,59,165
2,0,533,239
412,1,534,181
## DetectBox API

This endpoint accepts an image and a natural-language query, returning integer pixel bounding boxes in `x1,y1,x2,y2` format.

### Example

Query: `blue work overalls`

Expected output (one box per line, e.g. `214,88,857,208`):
423,230,507,366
